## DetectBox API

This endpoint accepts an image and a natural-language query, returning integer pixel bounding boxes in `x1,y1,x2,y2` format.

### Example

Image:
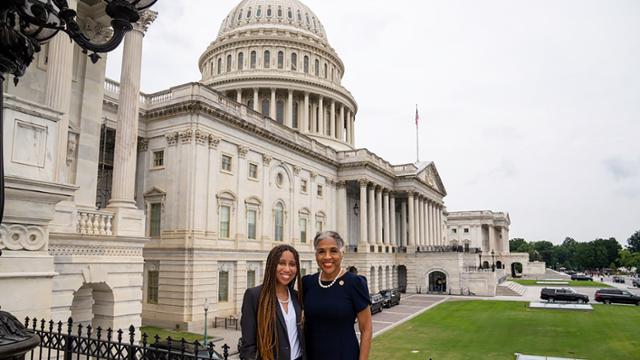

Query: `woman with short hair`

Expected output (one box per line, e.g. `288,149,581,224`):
240,245,306,360
302,231,373,360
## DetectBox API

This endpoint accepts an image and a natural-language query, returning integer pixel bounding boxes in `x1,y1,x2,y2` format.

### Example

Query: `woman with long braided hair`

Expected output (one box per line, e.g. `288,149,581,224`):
240,245,305,360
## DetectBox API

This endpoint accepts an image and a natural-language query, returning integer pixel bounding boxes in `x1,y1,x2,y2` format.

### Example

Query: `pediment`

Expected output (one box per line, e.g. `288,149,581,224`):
144,186,167,197
416,162,447,195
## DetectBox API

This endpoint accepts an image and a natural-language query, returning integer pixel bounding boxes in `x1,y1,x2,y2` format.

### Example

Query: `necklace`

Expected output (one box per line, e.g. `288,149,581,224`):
277,288,290,304
318,268,343,289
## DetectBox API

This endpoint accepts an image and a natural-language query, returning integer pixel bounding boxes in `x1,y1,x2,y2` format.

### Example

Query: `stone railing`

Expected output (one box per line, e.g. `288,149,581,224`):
76,210,114,236
336,149,395,173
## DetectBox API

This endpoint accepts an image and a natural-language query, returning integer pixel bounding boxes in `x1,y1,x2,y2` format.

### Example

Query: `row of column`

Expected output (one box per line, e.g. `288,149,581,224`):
234,88,355,145
405,191,444,247
358,180,396,250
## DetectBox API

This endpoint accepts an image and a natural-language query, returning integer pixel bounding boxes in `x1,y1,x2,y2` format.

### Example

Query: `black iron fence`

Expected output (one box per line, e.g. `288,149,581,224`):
23,317,232,360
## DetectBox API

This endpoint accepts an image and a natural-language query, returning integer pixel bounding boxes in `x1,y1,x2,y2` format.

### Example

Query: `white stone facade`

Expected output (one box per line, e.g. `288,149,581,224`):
0,0,531,332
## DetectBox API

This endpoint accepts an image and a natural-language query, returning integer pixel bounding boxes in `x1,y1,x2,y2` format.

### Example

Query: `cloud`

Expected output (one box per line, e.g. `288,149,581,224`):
603,157,639,180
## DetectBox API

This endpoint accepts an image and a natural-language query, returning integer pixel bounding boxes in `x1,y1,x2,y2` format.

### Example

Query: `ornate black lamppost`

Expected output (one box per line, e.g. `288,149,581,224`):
0,0,157,357
0,0,157,223
478,253,482,270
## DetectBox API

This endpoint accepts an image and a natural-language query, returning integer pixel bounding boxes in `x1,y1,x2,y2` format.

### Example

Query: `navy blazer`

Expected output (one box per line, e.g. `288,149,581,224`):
240,285,306,360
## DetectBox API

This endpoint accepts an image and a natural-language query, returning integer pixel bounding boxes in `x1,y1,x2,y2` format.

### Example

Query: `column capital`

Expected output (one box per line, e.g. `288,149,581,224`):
337,180,347,187
133,10,157,33
358,178,369,187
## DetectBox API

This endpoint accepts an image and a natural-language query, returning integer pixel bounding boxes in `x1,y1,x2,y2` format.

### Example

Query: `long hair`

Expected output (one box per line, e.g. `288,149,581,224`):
256,244,303,360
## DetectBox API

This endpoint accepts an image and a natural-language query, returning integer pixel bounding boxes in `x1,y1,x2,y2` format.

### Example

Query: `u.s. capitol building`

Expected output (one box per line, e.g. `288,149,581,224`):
0,0,543,331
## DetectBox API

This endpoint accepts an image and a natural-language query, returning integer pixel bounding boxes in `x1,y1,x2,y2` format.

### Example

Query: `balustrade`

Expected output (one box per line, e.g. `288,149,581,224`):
76,210,114,235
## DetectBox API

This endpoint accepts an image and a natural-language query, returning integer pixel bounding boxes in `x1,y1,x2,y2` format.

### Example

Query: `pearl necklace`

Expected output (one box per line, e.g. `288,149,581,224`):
318,268,344,289
277,288,290,304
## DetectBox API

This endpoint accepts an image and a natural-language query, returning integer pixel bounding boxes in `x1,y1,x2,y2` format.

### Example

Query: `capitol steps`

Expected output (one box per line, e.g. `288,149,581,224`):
496,281,527,296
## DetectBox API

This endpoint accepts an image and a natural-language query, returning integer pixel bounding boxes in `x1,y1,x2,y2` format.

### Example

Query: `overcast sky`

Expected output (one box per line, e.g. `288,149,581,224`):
106,0,640,245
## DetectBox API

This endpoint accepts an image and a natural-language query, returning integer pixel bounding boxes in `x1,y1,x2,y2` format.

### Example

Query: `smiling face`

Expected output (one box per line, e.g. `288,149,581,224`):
315,237,343,277
276,250,298,287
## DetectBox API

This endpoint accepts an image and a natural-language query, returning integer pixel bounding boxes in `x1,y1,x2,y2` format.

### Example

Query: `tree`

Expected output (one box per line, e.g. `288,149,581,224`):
627,230,640,253
509,238,528,252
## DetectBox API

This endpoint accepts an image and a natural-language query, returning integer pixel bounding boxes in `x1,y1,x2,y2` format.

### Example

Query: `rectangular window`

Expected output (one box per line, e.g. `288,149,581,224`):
247,270,256,289
153,150,164,168
150,203,162,237
248,163,258,179
299,218,307,243
221,155,232,172
147,270,159,304
247,209,257,239
218,271,229,302
220,205,230,238
316,220,323,233
464,228,469,233
317,184,323,197
452,228,457,233
300,179,308,193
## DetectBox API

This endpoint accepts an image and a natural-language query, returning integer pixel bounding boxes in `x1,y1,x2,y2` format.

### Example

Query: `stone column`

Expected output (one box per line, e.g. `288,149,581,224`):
336,181,347,237
303,92,310,133
417,196,423,246
425,200,431,246
501,227,509,253
359,179,368,249
407,192,415,246
414,195,420,246
236,89,242,103
400,198,407,247
345,109,351,144
389,193,396,246
488,225,495,252
368,184,376,246
109,10,156,208
350,113,355,145
286,89,293,128
45,0,77,182
253,88,259,112
383,190,390,245
437,206,443,245
375,186,383,245
330,100,336,138
430,201,436,246
339,105,345,141
269,88,276,119
318,96,324,135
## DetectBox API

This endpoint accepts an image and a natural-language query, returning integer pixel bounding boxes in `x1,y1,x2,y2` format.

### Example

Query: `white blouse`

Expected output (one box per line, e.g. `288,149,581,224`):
278,288,301,360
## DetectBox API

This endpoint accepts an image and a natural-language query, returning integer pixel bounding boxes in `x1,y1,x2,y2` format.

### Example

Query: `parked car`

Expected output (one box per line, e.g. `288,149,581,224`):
379,289,401,308
632,278,640,287
540,288,589,303
594,288,640,305
613,276,625,284
571,274,593,281
370,293,384,314
566,270,577,275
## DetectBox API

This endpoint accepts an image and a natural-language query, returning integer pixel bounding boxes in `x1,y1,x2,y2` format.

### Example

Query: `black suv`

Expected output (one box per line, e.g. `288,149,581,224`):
370,293,384,314
540,288,589,303
595,288,640,305
571,274,593,281
379,289,401,308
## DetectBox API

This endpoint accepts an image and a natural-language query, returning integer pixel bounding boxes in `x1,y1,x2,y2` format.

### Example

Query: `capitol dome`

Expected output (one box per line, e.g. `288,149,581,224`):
218,0,328,40
198,0,357,151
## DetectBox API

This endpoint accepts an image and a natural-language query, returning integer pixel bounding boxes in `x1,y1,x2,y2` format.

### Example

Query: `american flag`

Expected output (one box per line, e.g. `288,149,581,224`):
415,106,419,126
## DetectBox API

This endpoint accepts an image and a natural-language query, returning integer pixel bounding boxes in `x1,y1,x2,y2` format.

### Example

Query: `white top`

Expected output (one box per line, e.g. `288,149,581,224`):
278,288,301,360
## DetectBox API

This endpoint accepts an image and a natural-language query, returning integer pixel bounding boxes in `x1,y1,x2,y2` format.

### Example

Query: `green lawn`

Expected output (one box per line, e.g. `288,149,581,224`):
371,300,640,360
140,326,208,343
513,279,611,288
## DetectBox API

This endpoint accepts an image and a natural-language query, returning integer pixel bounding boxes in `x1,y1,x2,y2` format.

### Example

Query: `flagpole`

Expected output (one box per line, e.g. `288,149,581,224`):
415,104,419,162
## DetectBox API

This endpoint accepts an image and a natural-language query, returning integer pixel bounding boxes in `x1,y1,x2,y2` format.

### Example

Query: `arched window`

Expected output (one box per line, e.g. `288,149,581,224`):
267,6,272,17
278,7,283,18
256,6,262,17
297,10,301,22
226,54,232,72
291,53,297,71
238,52,244,70
247,9,252,18
331,67,334,81
292,102,299,128
287,8,292,19
324,63,327,78
303,56,309,73
274,203,284,241
277,51,284,69
263,50,270,68
217,57,222,74
238,11,242,20
261,98,270,116
314,59,319,76
276,100,284,123
250,51,257,69
247,99,254,109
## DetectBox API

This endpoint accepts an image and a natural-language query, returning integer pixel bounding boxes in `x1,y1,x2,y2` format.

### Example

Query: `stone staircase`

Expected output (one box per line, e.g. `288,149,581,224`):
496,281,527,296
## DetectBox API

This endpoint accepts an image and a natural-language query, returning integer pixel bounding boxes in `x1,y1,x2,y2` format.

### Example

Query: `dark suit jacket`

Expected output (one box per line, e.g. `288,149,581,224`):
239,285,306,360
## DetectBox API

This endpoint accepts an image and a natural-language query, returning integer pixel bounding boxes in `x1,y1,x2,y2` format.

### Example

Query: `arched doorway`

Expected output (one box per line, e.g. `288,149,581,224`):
428,271,447,293
70,283,115,330
482,261,490,269
511,262,523,277
397,265,407,293
496,261,503,269
347,266,358,275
